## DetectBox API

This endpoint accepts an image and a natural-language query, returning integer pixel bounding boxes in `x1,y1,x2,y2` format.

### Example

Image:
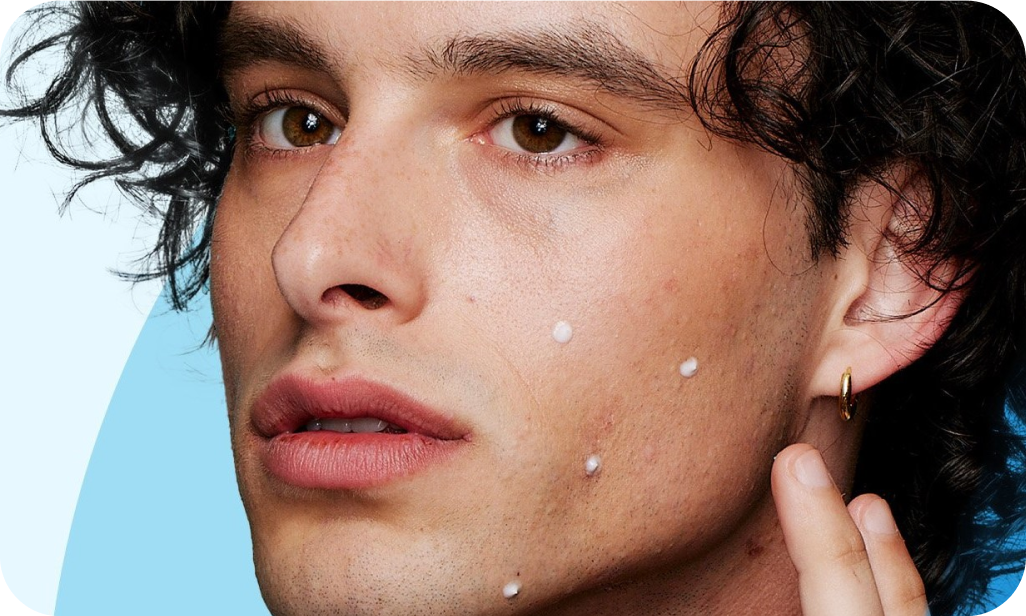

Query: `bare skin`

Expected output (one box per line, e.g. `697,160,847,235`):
210,3,950,614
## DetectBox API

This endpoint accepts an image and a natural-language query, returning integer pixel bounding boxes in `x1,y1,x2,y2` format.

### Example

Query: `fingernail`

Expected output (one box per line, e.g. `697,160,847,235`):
863,498,899,535
793,448,833,488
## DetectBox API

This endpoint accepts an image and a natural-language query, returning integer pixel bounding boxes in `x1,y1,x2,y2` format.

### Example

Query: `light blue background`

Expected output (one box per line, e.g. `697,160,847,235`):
52,296,269,615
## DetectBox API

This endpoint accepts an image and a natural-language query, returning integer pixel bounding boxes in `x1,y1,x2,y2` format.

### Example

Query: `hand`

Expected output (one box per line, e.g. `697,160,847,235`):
772,443,930,616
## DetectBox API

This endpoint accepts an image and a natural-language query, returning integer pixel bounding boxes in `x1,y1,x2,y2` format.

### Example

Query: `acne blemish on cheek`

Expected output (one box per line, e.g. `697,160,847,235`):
585,454,602,476
679,357,699,378
502,580,521,599
552,321,573,344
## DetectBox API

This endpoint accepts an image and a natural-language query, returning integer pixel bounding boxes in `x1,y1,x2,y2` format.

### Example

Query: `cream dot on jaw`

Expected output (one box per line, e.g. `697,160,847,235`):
679,357,699,378
503,580,521,599
552,321,573,344
585,454,601,476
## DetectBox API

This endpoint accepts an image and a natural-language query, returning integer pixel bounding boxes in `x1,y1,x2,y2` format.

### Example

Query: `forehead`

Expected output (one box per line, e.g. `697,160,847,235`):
223,2,721,91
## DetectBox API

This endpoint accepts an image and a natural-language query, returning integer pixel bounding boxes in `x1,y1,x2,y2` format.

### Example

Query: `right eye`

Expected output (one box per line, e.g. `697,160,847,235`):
257,106,341,149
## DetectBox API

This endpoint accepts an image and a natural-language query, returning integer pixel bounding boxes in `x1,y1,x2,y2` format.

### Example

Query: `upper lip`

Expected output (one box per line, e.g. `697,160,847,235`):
251,374,469,441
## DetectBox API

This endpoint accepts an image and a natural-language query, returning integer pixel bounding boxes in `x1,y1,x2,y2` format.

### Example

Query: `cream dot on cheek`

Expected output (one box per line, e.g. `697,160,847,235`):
679,357,699,378
502,580,521,599
585,454,601,476
552,321,573,344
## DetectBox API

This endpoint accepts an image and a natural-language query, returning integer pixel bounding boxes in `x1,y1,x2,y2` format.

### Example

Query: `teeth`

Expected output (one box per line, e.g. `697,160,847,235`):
350,418,388,433
319,419,352,432
304,417,399,434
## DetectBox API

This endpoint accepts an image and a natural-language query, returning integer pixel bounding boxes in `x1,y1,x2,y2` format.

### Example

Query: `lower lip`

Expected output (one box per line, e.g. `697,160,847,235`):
260,431,463,490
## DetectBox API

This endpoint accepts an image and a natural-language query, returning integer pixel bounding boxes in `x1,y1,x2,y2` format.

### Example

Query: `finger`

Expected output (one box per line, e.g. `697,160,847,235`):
772,444,884,616
848,494,929,616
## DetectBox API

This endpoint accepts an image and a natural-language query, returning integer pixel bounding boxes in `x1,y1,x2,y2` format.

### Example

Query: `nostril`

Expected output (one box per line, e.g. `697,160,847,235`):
330,283,389,310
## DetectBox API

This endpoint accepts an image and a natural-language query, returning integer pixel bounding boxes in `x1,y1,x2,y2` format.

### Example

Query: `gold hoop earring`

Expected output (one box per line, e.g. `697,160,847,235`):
839,367,857,422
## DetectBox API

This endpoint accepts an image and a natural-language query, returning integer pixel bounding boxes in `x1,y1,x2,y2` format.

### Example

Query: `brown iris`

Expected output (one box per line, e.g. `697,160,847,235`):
511,115,568,153
281,107,336,147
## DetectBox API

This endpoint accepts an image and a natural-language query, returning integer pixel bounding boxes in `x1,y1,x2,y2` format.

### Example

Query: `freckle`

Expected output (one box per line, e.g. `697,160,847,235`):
585,454,602,476
503,580,521,599
679,357,698,378
552,321,573,344
745,537,765,558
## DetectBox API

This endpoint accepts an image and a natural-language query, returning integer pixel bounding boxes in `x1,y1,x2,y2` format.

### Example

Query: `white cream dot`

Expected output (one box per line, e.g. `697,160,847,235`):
552,321,573,344
585,454,602,476
503,580,521,599
679,357,699,378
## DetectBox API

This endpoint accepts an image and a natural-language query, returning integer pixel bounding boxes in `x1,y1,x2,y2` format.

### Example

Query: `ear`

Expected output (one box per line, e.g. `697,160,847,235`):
807,169,963,399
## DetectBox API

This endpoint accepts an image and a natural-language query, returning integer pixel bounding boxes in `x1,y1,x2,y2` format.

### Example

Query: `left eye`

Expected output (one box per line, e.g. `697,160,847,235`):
258,106,341,149
489,114,584,155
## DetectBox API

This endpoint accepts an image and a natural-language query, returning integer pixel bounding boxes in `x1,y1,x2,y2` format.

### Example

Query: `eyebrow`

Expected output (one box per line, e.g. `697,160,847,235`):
218,16,337,78
217,16,689,113
413,26,689,111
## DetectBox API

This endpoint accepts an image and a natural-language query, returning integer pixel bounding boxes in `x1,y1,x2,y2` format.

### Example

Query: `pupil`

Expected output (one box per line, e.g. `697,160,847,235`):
530,117,549,136
302,112,319,133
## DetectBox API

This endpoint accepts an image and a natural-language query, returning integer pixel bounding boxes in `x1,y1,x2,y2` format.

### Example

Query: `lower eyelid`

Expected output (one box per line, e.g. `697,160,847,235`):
493,145,604,174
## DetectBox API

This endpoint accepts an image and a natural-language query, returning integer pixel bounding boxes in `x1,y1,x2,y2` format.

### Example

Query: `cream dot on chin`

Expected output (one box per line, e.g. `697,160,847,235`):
552,321,573,344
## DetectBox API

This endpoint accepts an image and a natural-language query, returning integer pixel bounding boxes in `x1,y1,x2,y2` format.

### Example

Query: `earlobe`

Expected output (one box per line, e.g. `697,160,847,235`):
807,171,963,400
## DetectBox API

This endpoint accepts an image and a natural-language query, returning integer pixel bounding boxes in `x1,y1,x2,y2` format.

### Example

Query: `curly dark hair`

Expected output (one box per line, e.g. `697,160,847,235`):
4,2,1026,615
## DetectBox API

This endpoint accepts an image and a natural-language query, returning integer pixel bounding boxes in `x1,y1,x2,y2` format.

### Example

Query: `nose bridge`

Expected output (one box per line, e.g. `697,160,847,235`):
271,122,427,326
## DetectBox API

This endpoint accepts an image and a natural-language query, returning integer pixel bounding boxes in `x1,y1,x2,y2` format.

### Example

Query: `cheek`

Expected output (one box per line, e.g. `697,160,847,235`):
209,170,300,403
533,295,798,589
466,165,817,574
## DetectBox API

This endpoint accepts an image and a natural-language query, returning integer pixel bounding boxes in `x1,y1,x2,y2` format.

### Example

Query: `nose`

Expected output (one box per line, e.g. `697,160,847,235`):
271,138,428,328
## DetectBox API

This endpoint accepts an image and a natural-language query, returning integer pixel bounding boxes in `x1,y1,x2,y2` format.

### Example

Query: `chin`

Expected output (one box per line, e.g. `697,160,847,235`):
251,534,511,616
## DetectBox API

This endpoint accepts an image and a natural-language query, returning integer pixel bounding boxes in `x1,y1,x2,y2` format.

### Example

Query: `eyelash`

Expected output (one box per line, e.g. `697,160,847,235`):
486,98,604,172
232,91,605,171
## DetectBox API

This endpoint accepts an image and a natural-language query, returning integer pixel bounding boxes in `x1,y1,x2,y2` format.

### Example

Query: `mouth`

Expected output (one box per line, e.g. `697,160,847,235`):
296,417,408,434
251,375,470,490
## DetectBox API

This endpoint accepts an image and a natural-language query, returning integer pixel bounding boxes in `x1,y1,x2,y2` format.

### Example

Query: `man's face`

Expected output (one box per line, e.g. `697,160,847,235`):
211,2,829,614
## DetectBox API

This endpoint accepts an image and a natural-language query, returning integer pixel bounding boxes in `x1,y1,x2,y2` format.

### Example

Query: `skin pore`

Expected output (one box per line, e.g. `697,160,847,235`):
210,3,941,615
